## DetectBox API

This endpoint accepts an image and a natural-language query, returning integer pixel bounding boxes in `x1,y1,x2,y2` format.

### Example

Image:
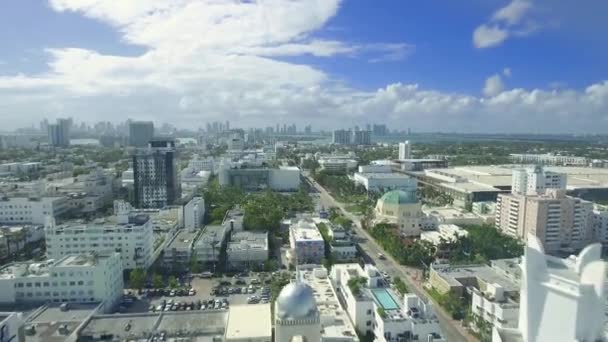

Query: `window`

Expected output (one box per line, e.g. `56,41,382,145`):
366,321,372,326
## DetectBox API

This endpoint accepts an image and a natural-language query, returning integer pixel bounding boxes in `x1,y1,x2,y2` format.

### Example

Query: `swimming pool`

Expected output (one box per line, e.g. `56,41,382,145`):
371,288,399,310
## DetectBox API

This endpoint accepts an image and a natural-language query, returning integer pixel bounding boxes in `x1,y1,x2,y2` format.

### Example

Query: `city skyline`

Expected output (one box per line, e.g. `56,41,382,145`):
0,1,607,132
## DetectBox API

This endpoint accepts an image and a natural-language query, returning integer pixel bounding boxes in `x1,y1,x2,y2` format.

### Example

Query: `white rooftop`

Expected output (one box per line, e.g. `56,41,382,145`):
225,304,271,340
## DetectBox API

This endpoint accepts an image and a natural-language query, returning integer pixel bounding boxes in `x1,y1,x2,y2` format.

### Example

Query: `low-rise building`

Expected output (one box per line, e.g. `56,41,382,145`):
274,266,359,342
194,225,229,271
318,158,358,174
0,224,45,258
226,231,268,270
45,205,155,270
180,196,205,229
374,189,424,236
429,260,520,331
219,165,300,191
0,253,123,310
0,195,69,225
162,229,200,272
225,304,272,342
288,219,324,264
330,263,445,342
353,172,416,192
420,224,469,246
422,206,489,230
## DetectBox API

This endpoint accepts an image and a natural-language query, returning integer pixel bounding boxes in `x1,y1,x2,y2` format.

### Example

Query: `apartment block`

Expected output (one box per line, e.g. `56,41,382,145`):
495,189,594,254
45,209,155,270
0,196,69,225
0,253,123,310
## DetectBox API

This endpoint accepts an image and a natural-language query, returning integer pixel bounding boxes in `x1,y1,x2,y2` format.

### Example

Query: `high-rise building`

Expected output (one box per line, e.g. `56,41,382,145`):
332,129,351,145
511,166,567,195
493,235,606,342
129,121,154,147
132,139,180,208
47,118,71,147
352,130,371,145
372,124,387,136
495,189,594,254
398,140,412,160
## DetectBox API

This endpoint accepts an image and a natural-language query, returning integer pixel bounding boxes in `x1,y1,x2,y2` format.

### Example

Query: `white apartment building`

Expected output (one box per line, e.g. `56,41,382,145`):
45,210,155,270
0,196,69,225
398,141,411,160
495,189,594,254
0,253,123,311
288,219,325,265
511,166,567,195
226,231,268,270
493,235,606,342
330,263,445,342
180,196,205,229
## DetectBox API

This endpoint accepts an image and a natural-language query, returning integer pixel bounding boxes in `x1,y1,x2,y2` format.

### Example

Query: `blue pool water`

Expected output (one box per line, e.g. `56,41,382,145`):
371,288,399,310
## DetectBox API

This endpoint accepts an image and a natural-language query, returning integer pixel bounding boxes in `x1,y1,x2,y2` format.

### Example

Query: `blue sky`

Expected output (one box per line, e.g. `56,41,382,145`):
0,0,607,132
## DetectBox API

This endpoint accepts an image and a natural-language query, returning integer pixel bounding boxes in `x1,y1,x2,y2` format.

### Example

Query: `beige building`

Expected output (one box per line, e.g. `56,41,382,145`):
374,189,424,236
495,189,593,254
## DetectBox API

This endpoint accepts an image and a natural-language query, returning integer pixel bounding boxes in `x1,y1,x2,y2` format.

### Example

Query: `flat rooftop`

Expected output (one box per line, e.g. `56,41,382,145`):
166,230,200,249
300,267,359,340
432,263,519,292
228,231,268,250
197,225,228,245
225,305,271,340
356,172,412,179
421,165,608,192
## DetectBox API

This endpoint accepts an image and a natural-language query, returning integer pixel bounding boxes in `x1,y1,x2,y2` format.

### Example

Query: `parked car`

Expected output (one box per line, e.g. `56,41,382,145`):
188,289,196,296
201,272,213,278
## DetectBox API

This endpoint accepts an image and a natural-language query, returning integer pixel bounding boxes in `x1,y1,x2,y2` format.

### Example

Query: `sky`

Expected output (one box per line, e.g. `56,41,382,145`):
0,0,607,133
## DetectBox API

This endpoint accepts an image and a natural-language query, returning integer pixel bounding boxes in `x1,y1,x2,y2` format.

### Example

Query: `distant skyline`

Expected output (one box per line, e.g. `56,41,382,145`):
0,0,607,133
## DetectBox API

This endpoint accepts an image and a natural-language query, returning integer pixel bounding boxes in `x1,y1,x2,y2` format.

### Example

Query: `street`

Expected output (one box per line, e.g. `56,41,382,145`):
305,174,477,342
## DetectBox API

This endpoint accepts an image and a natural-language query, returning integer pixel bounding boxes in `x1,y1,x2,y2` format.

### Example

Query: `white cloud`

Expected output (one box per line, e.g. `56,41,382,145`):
503,68,511,77
473,25,509,48
493,0,531,25
473,0,537,49
0,1,607,133
483,74,505,97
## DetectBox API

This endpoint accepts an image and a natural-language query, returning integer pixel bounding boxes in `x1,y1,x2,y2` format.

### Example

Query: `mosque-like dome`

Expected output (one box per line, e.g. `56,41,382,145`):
276,282,317,320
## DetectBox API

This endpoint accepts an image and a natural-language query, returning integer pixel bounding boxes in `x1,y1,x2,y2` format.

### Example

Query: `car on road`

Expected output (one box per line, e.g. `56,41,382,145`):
378,253,386,260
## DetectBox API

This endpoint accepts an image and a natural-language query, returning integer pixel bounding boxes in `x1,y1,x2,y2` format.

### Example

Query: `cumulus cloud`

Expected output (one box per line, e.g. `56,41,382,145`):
483,74,505,97
473,0,537,48
0,0,607,133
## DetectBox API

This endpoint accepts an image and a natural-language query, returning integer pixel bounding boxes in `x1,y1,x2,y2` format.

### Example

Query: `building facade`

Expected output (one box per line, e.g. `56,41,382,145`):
45,213,155,271
0,196,69,225
495,189,594,254
181,196,205,229
332,129,351,145
511,166,567,196
288,219,325,265
352,130,371,145
374,189,424,236
226,231,268,270
0,253,123,310
132,139,180,208
493,236,606,342
398,141,411,160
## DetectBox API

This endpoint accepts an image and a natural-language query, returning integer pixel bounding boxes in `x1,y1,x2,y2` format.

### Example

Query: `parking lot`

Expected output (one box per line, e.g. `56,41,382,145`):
121,271,288,314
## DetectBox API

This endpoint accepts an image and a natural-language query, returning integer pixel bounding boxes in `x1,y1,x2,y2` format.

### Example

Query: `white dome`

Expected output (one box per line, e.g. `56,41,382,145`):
276,282,317,320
